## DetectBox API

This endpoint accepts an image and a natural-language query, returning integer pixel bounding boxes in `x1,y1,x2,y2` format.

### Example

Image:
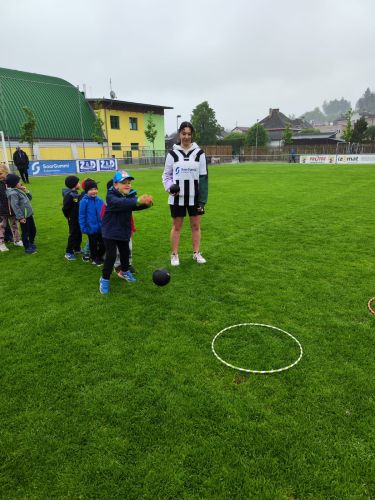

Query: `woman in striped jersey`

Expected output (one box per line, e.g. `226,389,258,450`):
162,121,208,266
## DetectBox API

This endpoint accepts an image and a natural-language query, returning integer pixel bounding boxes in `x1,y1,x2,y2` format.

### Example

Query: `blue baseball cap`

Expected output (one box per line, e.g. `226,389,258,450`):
113,170,134,183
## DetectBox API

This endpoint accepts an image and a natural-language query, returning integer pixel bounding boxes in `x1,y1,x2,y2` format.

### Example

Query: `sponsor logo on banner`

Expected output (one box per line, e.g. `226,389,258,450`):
98,159,117,171
77,159,98,173
30,160,77,176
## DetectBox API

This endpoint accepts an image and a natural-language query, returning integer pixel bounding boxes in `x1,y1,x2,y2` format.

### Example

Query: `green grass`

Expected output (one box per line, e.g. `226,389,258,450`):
1,163,375,499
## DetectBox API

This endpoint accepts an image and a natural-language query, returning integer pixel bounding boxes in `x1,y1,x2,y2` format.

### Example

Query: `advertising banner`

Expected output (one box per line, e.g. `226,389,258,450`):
300,155,375,165
76,158,117,173
29,158,118,176
30,160,77,176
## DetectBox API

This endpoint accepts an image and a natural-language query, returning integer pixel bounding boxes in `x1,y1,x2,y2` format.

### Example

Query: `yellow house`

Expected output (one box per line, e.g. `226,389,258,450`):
87,98,172,160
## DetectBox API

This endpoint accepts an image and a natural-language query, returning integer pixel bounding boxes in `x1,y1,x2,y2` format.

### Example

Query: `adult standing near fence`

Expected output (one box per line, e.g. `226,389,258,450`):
13,146,30,183
162,121,208,267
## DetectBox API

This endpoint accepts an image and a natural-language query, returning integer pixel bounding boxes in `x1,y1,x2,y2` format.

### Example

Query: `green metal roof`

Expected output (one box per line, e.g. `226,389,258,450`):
0,67,97,140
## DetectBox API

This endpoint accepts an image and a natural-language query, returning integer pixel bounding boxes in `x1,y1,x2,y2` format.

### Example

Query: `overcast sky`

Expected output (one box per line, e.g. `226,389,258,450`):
2,0,374,134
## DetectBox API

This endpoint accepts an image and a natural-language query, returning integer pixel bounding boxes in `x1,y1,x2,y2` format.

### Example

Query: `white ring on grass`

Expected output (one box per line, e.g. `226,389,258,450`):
211,323,303,374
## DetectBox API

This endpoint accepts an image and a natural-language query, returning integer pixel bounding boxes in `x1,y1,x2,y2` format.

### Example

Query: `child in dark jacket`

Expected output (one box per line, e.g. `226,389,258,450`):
99,170,153,294
5,173,37,254
62,175,82,261
105,178,137,275
79,179,105,266
0,164,23,251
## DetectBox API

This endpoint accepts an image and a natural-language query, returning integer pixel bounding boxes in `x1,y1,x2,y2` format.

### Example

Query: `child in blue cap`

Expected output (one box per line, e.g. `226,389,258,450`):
99,170,153,294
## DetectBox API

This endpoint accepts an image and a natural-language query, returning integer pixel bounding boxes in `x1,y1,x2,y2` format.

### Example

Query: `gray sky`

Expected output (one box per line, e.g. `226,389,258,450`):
2,0,374,134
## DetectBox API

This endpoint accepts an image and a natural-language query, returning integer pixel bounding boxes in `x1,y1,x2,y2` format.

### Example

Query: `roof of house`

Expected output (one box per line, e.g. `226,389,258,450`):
87,98,173,115
291,132,345,144
259,108,310,130
0,67,98,140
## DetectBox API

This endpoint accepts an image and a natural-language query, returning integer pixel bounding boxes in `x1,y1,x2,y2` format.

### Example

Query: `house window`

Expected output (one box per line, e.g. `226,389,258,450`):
110,116,120,129
129,117,138,130
131,143,139,151
112,142,121,151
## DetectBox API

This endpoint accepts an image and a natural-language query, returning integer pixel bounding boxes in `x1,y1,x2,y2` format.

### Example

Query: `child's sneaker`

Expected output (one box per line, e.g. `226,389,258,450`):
92,259,104,267
65,252,76,261
14,241,24,247
82,253,90,262
99,277,110,294
171,253,180,266
0,243,9,252
75,249,84,255
128,264,136,274
25,247,37,254
193,252,206,264
118,270,136,282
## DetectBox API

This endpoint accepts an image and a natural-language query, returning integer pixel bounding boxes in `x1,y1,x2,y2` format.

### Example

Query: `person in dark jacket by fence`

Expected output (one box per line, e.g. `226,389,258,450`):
99,170,153,294
13,147,30,183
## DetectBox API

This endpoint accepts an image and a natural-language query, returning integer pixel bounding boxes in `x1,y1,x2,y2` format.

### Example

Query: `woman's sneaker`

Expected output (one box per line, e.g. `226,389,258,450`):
118,270,136,282
193,252,206,264
99,277,110,294
14,241,24,247
171,253,180,266
0,243,9,252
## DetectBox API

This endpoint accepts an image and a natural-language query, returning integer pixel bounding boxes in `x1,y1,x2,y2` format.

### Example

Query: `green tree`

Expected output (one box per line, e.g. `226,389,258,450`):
91,101,105,156
351,116,368,143
356,88,375,114
365,125,375,143
144,112,158,156
190,101,223,145
322,98,351,121
19,106,37,157
302,107,326,124
221,131,245,154
245,123,268,146
342,109,354,142
282,124,293,145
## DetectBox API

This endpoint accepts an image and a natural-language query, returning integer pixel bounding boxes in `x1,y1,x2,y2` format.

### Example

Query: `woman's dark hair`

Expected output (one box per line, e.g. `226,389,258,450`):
178,121,194,134
176,121,195,145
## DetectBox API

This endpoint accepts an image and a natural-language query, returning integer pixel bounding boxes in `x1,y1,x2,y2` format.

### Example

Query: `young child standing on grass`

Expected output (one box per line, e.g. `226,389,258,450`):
80,178,95,262
0,163,23,252
99,170,153,295
79,179,105,266
105,178,137,276
5,173,37,254
62,175,82,261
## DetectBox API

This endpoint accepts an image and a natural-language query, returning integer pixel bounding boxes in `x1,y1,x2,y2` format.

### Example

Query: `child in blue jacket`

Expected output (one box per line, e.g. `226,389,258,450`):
79,179,105,266
99,170,153,294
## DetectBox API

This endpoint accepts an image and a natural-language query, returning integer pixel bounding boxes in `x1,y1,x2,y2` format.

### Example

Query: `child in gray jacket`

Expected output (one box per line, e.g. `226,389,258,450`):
6,174,37,254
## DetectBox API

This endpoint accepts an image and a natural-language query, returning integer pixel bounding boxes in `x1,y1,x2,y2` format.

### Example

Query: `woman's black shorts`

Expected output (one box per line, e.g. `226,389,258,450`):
169,205,201,218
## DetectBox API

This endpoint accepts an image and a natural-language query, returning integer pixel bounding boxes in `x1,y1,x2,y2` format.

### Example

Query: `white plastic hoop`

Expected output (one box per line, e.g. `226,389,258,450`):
211,323,303,374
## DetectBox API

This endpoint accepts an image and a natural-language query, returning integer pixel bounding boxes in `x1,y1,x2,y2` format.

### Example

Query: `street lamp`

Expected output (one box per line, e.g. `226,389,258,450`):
176,114,181,132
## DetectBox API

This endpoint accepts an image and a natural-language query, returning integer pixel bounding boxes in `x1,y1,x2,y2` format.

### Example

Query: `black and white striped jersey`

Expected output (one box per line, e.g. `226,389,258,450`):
162,143,207,206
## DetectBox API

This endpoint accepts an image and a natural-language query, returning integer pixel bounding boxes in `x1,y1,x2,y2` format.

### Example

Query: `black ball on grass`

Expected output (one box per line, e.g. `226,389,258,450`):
152,268,171,287
169,183,180,195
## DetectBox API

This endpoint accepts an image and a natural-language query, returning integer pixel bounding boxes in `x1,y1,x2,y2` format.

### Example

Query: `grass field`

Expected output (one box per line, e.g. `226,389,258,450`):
1,163,375,499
